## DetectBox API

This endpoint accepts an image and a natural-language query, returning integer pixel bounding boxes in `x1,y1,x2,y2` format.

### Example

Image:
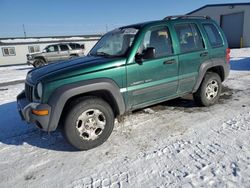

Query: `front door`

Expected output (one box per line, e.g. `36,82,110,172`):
45,45,61,62
126,25,179,109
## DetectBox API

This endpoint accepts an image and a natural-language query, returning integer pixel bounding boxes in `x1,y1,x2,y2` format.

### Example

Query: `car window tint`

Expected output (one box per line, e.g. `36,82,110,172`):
139,27,173,58
69,44,75,49
47,45,59,52
76,44,81,49
203,24,223,48
69,43,81,49
175,23,204,53
60,44,69,51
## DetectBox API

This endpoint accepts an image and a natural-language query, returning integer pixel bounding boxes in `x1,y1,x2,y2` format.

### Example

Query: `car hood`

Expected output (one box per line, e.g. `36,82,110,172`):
26,55,123,84
27,52,43,56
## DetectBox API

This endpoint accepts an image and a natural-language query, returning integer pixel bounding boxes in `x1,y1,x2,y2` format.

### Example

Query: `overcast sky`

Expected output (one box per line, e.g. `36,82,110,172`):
0,0,249,37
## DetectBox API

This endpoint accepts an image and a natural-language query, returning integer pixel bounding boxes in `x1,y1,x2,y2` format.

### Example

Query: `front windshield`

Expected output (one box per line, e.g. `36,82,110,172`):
89,27,139,57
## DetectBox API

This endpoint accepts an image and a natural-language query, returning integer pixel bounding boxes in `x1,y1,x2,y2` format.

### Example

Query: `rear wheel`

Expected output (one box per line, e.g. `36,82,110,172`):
70,54,78,59
193,72,222,106
63,97,114,150
33,59,46,68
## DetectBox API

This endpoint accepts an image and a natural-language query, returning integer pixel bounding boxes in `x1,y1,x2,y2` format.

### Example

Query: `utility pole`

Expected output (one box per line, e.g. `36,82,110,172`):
105,24,108,33
23,24,27,38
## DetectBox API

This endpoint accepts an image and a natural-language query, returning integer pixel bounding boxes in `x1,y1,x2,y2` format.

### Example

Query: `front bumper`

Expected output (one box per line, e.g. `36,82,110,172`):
17,91,52,131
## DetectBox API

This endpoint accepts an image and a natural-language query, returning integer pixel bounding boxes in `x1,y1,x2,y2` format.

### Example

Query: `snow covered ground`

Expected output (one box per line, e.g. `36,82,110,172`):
0,49,250,188
0,65,31,84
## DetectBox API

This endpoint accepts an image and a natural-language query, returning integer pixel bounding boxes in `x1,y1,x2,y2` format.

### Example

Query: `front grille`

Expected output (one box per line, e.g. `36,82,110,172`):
25,83,33,102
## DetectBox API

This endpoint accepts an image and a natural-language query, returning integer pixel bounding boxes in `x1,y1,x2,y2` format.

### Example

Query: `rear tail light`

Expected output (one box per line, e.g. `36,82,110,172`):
226,48,230,63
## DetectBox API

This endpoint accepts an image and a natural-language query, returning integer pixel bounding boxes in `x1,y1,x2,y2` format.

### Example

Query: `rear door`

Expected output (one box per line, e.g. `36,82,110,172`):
173,22,209,94
59,44,70,60
126,25,179,109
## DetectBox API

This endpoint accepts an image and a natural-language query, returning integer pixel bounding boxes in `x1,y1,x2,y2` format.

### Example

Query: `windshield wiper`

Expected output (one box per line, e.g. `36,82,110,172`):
89,51,123,58
89,51,111,57
95,51,111,57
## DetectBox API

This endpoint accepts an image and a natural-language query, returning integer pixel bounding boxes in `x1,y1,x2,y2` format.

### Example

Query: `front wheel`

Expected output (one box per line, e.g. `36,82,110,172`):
193,72,222,107
63,97,114,150
33,59,46,68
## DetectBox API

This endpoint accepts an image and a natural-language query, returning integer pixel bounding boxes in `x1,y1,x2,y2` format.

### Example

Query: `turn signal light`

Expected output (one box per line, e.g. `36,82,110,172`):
226,48,230,63
32,109,49,116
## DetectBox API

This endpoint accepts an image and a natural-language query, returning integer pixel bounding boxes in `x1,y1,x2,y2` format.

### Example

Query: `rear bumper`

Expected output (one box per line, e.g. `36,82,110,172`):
17,91,52,131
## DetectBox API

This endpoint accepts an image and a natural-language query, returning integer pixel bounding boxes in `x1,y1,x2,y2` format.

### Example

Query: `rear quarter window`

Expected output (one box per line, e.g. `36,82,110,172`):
69,43,81,49
203,23,223,48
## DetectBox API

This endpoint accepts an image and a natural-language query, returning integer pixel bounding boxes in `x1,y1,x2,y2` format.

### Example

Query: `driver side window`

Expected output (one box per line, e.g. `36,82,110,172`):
47,45,59,53
138,27,173,58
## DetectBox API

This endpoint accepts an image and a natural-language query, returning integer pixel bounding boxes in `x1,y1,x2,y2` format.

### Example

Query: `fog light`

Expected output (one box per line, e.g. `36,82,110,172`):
32,109,49,116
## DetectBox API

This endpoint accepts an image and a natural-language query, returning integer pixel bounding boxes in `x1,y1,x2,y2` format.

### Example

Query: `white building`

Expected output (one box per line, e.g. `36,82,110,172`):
0,35,101,66
187,3,250,48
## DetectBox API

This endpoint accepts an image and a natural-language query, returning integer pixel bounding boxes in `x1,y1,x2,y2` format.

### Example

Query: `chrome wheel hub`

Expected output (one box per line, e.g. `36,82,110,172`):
205,79,219,100
76,109,106,141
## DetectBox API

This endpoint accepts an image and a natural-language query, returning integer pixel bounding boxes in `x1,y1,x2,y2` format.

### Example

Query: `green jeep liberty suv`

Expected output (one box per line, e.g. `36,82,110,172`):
17,16,230,150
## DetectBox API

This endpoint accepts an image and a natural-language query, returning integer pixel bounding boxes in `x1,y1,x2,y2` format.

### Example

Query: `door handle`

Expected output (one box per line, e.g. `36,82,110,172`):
200,52,208,57
163,59,176,65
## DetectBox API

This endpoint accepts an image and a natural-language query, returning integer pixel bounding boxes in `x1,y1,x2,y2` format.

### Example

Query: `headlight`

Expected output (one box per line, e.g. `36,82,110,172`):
36,82,43,99
27,55,33,60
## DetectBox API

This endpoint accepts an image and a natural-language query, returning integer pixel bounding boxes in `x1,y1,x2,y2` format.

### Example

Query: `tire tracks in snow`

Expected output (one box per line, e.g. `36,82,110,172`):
69,112,250,188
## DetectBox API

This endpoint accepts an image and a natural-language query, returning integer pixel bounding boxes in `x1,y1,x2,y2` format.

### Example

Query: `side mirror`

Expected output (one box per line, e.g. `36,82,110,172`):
42,49,47,53
143,47,155,59
135,47,155,65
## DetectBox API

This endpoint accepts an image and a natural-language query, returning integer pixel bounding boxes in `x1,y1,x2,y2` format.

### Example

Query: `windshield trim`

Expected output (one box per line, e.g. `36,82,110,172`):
89,27,139,58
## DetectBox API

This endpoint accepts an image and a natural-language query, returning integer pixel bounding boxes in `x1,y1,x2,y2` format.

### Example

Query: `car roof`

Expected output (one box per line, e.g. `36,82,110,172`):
120,16,213,29
120,20,163,29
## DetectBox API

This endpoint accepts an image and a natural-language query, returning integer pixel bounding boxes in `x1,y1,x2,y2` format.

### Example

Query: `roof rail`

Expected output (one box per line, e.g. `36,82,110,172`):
163,15,211,20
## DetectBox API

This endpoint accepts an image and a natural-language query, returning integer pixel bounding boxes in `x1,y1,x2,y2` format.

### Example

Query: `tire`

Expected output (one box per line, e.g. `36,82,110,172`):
193,72,222,107
63,97,114,151
70,54,78,59
33,59,46,68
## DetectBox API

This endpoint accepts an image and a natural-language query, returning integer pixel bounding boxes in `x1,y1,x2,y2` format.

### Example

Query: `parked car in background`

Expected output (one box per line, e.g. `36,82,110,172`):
26,43,85,67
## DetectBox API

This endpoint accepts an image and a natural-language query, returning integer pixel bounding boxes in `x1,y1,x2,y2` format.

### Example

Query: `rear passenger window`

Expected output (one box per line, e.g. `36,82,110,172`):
203,24,223,48
175,23,204,53
60,44,69,51
139,27,173,58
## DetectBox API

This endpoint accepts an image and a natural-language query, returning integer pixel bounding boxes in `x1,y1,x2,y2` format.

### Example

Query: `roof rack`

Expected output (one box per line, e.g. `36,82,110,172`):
163,15,211,20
